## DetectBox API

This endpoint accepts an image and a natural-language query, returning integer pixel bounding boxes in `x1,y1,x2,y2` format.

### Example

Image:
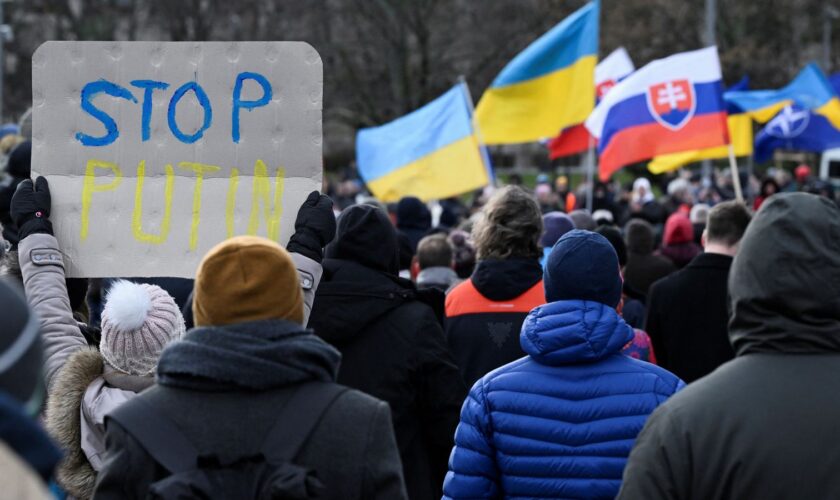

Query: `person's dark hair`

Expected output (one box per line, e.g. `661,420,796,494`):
416,234,453,270
760,177,780,197
595,226,627,267
624,219,655,254
449,230,476,279
706,201,751,246
472,186,542,260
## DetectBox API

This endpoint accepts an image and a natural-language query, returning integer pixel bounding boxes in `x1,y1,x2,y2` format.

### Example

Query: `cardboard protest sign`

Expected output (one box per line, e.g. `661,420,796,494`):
32,41,322,278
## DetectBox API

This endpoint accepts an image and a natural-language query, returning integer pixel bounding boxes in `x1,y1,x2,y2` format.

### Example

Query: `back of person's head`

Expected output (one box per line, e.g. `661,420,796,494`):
194,236,304,327
100,281,185,376
624,218,655,254
662,212,694,246
540,212,575,249
705,201,751,247
328,204,399,274
448,230,476,279
592,209,614,226
472,185,542,260
595,225,627,267
544,230,623,308
690,203,710,225
396,196,431,230
569,210,596,231
5,140,30,180
0,279,42,414
729,193,840,354
416,234,453,270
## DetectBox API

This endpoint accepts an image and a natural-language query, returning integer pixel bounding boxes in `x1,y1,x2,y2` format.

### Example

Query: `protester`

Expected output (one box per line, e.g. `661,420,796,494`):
309,204,464,500
753,177,779,210
645,201,751,382
629,177,665,224
96,232,408,499
396,196,432,252
412,233,459,292
689,203,709,245
446,186,545,387
538,211,575,265
0,279,61,498
569,209,596,230
447,230,476,279
623,218,676,295
0,140,31,245
656,212,702,269
555,175,577,213
443,230,683,499
618,193,840,499
10,177,185,498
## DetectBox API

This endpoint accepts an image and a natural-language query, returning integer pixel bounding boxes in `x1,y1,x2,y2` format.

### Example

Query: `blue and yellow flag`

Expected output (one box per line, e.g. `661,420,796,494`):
475,0,599,144
356,84,489,202
725,63,840,128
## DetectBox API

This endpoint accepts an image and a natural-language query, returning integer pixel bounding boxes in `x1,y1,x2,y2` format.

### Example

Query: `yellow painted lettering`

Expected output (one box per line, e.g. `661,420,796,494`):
178,161,222,251
225,167,240,239
247,160,285,241
80,159,122,241
132,160,174,245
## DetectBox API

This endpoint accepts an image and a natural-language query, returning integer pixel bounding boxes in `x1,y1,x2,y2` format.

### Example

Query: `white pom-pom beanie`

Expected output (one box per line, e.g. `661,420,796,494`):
99,281,186,376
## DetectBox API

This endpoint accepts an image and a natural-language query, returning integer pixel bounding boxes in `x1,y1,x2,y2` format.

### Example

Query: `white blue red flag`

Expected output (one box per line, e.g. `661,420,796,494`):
585,47,729,180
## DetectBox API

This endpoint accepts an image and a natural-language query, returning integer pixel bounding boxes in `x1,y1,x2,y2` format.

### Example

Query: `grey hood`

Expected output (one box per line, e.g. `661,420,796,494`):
729,193,840,355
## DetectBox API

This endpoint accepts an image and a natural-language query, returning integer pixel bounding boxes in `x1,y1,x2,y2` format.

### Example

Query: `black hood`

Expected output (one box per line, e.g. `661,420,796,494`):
0,391,61,482
309,259,443,343
396,196,431,231
326,204,399,275
729,193,840,355
472,258,542,301
156,319,340,391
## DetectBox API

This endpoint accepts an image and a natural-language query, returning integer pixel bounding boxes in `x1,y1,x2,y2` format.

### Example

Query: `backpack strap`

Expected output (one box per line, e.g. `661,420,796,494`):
261,382,349,462
106,396,199,474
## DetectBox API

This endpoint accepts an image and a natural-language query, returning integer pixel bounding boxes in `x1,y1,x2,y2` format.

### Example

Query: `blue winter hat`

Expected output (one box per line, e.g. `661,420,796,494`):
544,230,623,307
539,211,575,248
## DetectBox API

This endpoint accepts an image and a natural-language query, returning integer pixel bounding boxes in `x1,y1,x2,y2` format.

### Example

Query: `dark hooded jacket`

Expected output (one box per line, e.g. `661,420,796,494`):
445,258,545,387
93,320,407,500
618,193,840,500
308,205,465,500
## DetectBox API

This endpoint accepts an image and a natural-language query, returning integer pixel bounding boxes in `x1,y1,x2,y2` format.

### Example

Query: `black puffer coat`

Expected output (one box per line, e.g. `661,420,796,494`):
618,193,840,500
309,205,465,500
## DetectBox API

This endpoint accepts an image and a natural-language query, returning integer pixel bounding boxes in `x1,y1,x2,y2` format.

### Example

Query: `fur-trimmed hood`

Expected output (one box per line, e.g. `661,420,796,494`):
45,349,152,499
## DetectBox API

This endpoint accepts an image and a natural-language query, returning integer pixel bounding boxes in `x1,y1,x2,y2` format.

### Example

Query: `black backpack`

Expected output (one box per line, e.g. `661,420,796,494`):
108,383,348,500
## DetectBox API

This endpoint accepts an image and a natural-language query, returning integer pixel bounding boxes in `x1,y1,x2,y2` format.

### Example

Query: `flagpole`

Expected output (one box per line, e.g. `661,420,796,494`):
458,75,495,187
727,143,744,203
585,135,595,212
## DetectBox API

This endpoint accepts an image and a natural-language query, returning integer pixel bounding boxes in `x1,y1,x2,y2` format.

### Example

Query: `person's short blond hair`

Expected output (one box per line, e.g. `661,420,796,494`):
0,135,24,155
472,186,542,260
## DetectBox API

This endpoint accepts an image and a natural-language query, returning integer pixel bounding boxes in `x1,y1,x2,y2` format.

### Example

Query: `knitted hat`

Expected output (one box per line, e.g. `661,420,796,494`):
193,236,304,327
544,230,623,308
540,212,575,248
100,281,185,376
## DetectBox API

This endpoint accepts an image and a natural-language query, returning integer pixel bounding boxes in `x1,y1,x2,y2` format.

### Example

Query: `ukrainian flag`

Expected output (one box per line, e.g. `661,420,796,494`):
725,64,840,128
356,84,489,202
475,0,599,144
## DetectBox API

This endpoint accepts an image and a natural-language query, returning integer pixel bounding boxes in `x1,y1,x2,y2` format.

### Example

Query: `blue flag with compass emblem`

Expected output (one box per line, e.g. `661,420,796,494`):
754,103,840,162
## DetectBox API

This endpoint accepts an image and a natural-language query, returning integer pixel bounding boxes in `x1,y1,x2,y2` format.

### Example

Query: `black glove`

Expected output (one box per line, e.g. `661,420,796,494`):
286,191,336,263
11,176,53,240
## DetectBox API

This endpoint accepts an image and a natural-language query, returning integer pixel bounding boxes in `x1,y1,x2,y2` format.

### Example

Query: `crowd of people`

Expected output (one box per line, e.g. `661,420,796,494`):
1,128,839,499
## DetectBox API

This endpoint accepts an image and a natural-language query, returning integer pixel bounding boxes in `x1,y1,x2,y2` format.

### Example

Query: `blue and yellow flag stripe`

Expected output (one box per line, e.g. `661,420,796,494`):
475,0,599,144
725,64,840,128
356,84,489,202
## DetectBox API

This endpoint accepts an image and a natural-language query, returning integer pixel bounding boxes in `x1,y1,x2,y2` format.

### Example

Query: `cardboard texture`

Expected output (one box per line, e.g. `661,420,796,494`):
32,41,323,278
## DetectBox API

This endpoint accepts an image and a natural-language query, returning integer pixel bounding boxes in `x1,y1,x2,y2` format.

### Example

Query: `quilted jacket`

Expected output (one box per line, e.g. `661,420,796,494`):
443,299,684,499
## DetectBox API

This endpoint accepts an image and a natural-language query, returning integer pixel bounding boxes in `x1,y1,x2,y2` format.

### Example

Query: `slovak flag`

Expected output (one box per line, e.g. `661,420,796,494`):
548,47,635,159
585,47,730,180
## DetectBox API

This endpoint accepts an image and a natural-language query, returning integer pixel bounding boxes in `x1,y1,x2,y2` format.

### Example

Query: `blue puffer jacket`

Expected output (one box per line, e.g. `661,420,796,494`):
443,299,684,499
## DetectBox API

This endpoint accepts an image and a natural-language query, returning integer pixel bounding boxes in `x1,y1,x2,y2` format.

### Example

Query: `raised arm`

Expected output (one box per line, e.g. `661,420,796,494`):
13,177,87,390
